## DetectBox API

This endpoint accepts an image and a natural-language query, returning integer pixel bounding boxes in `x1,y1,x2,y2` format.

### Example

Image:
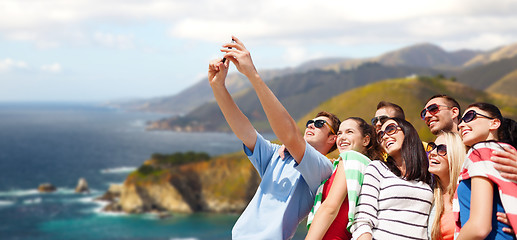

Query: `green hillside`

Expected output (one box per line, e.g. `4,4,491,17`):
300,76,517,143
487,69,517,98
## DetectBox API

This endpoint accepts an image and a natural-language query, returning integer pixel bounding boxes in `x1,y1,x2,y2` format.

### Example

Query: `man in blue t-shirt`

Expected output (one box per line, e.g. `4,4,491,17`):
208,36,340,240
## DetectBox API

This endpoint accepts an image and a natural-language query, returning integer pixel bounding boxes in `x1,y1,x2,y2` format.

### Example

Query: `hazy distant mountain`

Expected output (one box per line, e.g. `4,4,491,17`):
147,63,445,132
456,55,517,89
463,42,517,67
110,67,304,114
326,43,481,71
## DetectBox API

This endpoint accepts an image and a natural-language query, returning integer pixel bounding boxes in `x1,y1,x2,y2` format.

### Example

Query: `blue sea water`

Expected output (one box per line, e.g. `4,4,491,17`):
0,103,307,240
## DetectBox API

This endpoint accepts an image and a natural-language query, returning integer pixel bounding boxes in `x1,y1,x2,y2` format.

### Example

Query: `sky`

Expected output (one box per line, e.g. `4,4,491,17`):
1,0,517,102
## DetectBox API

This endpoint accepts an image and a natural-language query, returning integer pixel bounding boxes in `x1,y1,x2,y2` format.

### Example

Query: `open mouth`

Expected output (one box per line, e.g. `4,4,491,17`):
461,129,471,137
429,159,440,165
338,141,350,148
385,140,395,149
428,119,438,128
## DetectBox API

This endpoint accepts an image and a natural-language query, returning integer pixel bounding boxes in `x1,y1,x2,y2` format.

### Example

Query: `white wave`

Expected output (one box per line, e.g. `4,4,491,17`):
100,166,136,174
54,188,76,194
0,200,14,207
0,189,39,197
23,197,42,205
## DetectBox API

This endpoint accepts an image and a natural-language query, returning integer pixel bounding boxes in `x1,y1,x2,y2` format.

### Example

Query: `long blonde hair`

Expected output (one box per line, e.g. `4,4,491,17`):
431,131,466,240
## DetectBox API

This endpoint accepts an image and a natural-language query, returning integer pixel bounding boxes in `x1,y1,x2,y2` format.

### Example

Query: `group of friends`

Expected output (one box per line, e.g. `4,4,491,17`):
207,37,517,240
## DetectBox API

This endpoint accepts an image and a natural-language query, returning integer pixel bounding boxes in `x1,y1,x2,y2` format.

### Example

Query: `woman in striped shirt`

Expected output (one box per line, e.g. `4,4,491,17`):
351,117,433,240
455,103,517,239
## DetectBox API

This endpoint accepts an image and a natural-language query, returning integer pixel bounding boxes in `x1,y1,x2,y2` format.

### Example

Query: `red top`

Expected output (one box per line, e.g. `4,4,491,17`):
321,169,352,240
440,205,455,240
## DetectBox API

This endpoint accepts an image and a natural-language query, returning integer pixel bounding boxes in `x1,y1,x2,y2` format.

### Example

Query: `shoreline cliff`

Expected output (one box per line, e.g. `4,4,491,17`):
99,151,259,215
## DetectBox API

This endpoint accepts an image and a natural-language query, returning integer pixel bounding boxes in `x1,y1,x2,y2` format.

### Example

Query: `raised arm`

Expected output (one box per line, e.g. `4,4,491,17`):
222,36,306,162
208,58,257,150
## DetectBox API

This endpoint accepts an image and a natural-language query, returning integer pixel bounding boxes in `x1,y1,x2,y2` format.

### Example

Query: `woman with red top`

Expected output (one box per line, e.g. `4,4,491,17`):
306,117,383,240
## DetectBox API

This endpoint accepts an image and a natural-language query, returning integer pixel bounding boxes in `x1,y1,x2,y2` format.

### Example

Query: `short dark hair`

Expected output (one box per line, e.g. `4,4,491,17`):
427,95,461,122
467,102,517,148
376,101,405,119
380,117,431,184
315,111,341,152
347,117,384,160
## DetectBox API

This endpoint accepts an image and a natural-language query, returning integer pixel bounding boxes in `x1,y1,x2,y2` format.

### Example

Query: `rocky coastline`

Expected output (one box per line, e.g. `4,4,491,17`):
97,151,260,216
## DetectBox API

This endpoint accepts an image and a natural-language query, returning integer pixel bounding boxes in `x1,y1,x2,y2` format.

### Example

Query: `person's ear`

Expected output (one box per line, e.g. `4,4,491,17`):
489,118,501,131
362,135,370,147
329,134,337,145
451,107,460,123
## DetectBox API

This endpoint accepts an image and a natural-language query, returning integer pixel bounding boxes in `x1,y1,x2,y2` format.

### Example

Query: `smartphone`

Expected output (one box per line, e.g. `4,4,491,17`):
221,38,236,63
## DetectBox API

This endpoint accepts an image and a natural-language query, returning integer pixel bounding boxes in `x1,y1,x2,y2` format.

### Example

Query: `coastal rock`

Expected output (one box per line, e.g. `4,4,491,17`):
120,180,192,213
108,151,260,214
96,184,122,201
38,183,57,193
75,178,90,193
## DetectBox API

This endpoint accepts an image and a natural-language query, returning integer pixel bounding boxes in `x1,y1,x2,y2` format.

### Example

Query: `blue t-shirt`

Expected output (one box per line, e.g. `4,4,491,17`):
232,132,333,240
457,179,516,240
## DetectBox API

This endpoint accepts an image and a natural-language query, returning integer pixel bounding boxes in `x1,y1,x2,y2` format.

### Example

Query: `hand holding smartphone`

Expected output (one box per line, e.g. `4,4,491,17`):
221,38,236,63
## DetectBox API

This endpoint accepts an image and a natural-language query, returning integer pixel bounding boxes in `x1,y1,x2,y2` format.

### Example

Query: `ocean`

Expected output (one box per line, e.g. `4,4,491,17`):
0,103,307,240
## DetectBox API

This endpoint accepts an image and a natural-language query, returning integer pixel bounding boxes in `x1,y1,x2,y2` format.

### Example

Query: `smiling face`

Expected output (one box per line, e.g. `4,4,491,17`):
458,107,499,147
336,119,369,154
423,97,457,135
379,120,404,159
428,134,449,180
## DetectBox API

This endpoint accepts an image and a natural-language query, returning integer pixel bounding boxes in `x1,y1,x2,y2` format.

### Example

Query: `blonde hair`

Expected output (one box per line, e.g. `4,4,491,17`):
431,131,466,240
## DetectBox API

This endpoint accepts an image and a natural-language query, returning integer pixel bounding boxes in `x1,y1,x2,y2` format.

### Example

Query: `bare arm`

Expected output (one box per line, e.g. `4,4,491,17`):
492,147,517,181
222,36,306,162
456,177,494,240
357,233,372,240
208,59,257,150
305,162,348,239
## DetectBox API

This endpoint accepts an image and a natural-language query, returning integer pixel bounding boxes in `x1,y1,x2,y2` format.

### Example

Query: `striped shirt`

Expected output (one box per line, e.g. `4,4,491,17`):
453,141,517,239
351,160,433,240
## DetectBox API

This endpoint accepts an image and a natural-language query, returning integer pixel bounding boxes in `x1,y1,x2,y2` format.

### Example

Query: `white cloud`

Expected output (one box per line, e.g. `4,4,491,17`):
40,63,62,73
0,0,516,52
93,32,134,49
0,58,28,72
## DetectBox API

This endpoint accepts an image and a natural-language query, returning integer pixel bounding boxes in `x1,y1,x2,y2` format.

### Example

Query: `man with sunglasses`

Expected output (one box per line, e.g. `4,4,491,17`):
371,101,405,132
421,94,461,135
208,36,340,240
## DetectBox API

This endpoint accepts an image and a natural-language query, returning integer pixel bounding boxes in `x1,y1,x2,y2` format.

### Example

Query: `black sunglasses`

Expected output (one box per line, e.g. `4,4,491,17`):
426,142,447,156
377,123,401,143
420,103,451,120
459,110,495,124
371,115,389,126
306,119,336,135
